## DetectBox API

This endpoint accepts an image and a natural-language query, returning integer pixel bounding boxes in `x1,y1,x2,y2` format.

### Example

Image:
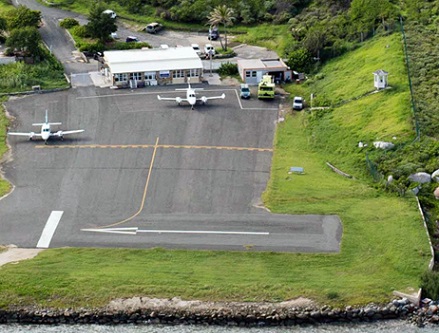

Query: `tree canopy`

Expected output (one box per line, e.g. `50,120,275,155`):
6,26,42,58
207,5,235,51
86,2,117,43
8,5,41,30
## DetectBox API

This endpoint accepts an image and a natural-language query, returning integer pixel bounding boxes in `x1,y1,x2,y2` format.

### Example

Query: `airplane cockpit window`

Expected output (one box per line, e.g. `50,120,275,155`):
189,94,196,98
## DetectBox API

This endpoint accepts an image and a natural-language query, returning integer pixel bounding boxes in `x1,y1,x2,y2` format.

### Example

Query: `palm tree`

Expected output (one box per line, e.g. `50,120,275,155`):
207,5,235,51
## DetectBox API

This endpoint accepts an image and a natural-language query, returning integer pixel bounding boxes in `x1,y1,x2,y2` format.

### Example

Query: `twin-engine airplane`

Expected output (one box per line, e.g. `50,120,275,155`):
7,110,85,144
157,80,225,110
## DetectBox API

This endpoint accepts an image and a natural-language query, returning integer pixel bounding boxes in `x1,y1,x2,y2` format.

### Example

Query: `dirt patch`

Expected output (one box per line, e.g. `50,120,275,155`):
107,296,314,313
0,245,43,267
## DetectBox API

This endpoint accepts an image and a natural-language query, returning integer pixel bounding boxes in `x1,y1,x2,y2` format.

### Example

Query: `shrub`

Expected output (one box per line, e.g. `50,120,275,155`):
420,270,439,300
78,42,106,53
60,18,79,29
71,25,90,38
217,62,238,76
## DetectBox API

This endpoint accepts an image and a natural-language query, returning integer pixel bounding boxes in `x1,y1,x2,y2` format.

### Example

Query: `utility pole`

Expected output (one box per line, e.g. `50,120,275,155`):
209,50,213,77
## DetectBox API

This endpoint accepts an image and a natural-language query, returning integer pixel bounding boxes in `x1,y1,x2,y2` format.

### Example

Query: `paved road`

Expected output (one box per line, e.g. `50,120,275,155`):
1,86,342,252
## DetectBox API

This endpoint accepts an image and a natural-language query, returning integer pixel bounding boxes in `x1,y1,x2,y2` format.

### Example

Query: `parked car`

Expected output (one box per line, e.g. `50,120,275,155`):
293,96,304,110
125,36,139,43
103,9,116,19
240,84,251,99
110,32,118,39
191,44,202,56
208,26,219,40
204,44,215,56
146,22,163,34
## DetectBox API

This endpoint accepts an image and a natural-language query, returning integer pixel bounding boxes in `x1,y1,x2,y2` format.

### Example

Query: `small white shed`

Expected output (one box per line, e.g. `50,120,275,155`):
373,69,388,90
237,58,291,85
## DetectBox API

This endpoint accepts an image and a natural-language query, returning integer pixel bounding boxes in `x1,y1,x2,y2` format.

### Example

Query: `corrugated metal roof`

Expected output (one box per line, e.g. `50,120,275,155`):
237,58,288,70
104,47,203,74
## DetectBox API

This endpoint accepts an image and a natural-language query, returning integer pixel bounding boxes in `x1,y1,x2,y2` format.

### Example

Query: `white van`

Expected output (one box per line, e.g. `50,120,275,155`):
204,44,215,55
103,10,116,19
146,22,163,34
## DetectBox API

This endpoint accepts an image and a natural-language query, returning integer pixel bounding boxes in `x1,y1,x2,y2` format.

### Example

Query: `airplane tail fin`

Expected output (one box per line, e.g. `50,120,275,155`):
32,110,62,126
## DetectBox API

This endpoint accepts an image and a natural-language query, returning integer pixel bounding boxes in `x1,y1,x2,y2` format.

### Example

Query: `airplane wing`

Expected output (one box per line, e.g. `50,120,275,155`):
51,129,84,137
157,96,188,104
8,132,42,137
197,93,226,102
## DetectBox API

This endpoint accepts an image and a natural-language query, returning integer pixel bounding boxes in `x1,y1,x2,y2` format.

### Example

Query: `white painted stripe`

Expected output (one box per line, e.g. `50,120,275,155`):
36,211,63,248
81,228,137,235
81,227,269,236
136,229,269,236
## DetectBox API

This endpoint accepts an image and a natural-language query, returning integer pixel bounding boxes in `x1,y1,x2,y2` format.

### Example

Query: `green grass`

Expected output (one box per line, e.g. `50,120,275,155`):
287,34,409,106
233,24,293,56
0,98,11,198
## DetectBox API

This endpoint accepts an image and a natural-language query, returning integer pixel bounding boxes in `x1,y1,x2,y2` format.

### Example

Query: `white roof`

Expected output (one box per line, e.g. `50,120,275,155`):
104,47,203,74
237,58,288,70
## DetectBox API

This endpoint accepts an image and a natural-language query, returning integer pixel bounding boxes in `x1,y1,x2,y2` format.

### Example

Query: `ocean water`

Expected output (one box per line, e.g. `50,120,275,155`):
0,321,437,333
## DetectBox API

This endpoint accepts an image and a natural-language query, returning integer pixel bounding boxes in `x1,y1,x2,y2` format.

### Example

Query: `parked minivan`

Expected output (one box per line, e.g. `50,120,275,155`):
146,22,163,34
208,26,219,40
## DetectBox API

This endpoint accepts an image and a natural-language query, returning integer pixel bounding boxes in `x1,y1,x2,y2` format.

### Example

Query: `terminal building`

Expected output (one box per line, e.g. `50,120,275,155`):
103,47,203,88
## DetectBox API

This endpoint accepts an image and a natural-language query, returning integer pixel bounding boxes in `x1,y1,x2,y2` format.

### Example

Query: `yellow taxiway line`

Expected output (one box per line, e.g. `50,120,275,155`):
98,137,160,229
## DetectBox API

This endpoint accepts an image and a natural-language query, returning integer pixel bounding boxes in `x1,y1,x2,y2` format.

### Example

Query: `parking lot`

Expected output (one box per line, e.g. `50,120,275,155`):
0,84,341,252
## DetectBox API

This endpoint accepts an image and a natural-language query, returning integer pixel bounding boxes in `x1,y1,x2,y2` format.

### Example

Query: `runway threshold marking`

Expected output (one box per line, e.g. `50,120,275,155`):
35,144,273,152
98,137,160,229
36,211,63,248
81,227,269,236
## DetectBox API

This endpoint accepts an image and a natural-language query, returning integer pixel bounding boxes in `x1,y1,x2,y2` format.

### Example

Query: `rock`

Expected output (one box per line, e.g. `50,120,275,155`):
408,172,431,183
432,169,439,181
373,141,394,150
434,187,439,199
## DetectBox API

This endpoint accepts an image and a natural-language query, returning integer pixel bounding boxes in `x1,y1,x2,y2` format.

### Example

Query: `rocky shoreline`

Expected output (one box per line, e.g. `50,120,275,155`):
0,297,438,327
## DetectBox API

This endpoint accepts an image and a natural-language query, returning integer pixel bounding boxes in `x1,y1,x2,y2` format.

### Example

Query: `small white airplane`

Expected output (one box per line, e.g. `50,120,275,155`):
157,80,225,110
7,110,85,144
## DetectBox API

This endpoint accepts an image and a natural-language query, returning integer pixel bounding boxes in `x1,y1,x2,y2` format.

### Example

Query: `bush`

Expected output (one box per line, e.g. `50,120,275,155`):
420,270,439,300
60,18,79,29
71,25,91,38
217,62,238,76
78,42,106,53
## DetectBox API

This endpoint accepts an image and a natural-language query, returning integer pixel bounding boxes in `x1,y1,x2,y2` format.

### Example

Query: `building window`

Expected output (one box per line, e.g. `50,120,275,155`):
130,72,142,81
114,73,128,82
144,72,156,80
172,70,184,78
251,71,257,77
188,69,199,77
245,71,251,78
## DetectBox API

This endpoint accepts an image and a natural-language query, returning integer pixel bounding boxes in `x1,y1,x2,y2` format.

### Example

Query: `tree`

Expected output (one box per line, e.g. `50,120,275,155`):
287,48,312,73
207,5,235,51
6,27,42,58
8,5,41,30
0,16,7,42
86,2,117,43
